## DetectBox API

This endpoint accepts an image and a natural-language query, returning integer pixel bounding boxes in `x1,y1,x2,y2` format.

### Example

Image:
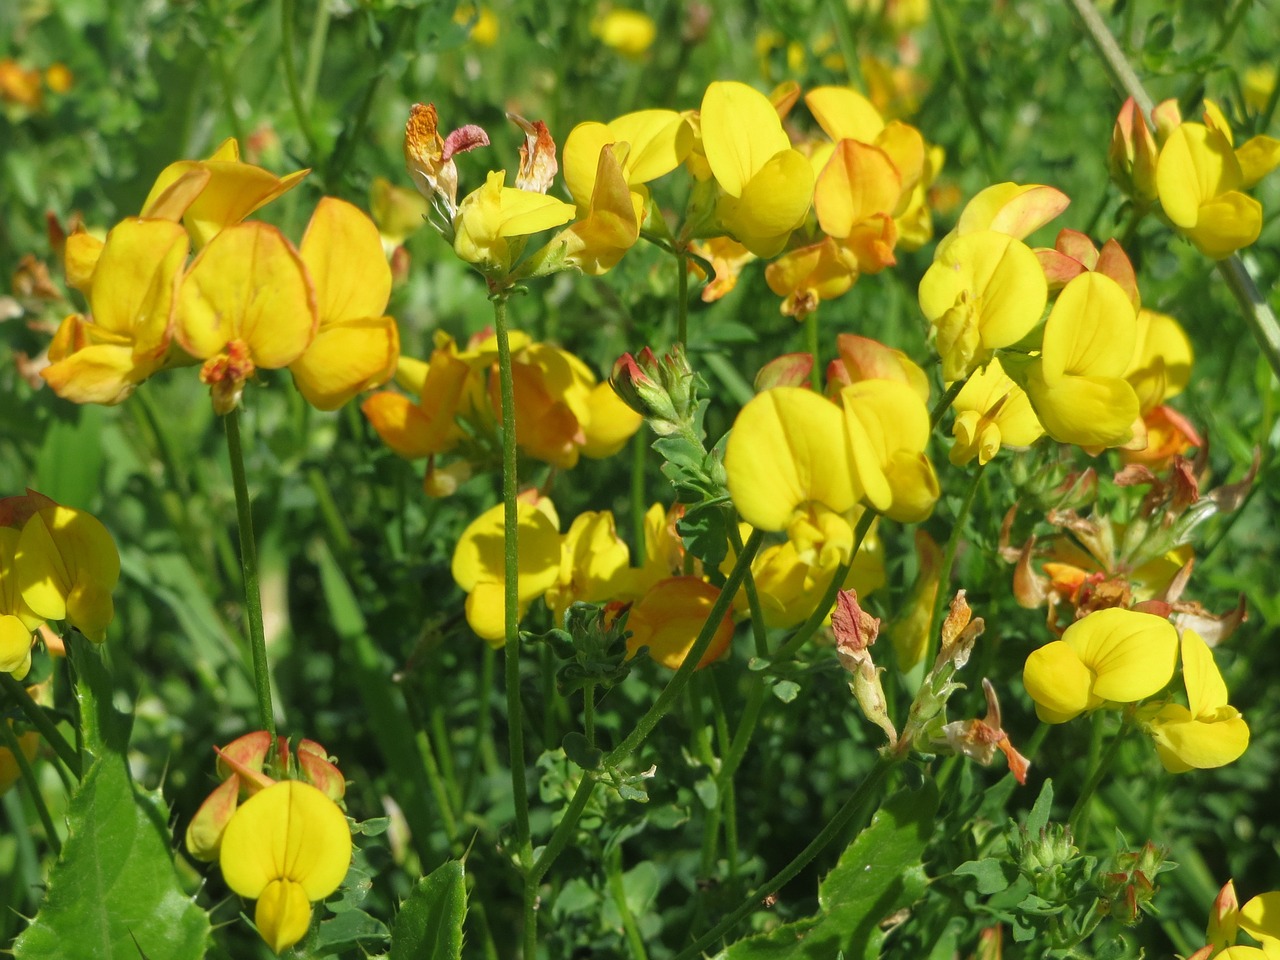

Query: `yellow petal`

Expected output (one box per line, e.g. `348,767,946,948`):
41,342,155,406
300,197,392,326
841,380,935,520
89,218,190,353
953,182,1071,239
16,505,120,642
814,140,901,238
455,499,565,599
1145,703,1249,772
361,392,447,458
177,222,317,367
724,387,854,531
1240,893,1280,944
1180,628,1228,716
1184,191,1262,259
254,879,313,955
140,166,213,221
917,230,1047,358
1040,272,1137,382
562,122,614,208
219,780,352,900
496,186,577,238
1064,607,1177,704
1025,367,1139,448
625,576,734,670
718,148,813,257
64,230,105,293
1023,640,1095,724
1125,308,1193,411
804,86,885,143
182,161,310,248
701,81,792,196
291,316,399,411
1156,123,1242,228
1235,134,1280,189
0,615,33,677
579,381,642,458
608,109,693,184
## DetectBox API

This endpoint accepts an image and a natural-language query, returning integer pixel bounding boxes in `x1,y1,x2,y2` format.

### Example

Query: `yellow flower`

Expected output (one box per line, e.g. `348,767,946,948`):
219,781,352,955
917,229,1048,382
1022,608,1177,724
1155,101,1280,260
362,335,476,465
544,511,632,625
592,8,657,57
1124,308,1193,416
0,526,41,677
828,334,930,403
175,221,318,414
1139,629,1249,772
42,218,190,405
451,497,562,646
948,357,1043,466
765,237,859,320
840,380,939,523
15,499,120,644
724,386,856,540
625,577,734,670
699,81,814,256
1019,271,1141,450
453,170,576,275
139,137,309,249
289,198,400,411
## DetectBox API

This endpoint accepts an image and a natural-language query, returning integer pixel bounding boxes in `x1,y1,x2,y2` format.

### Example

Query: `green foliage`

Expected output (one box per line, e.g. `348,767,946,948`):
13,756,209,960
724,783,938,959
389,860,467,960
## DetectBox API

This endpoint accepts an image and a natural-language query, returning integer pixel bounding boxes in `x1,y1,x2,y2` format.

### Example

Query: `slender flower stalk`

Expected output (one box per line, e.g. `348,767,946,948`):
0,713,60,855
0,674,80,779
224,408,276,738
923,464,986,668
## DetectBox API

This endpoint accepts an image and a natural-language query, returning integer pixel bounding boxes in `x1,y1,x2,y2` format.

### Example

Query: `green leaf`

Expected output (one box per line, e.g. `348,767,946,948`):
724,783,939,959
390,860,467,960
1025,779,1054,836
954,858,1014,895
14,756,209,960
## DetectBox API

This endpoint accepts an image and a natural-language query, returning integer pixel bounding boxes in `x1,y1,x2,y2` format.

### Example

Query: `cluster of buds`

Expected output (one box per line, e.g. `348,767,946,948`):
186,732,352,955
1095,841,1167,925
610,344,703,439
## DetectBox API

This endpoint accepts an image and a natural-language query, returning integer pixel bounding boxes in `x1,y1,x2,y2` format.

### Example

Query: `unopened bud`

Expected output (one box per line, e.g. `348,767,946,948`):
1108,97,1159,204
1207,879,1239,949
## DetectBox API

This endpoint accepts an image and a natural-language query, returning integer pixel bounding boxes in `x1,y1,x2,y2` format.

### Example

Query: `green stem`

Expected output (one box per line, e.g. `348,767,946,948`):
676,247,690,347
530,529,766,887
0,674,80,779
607,846,649,960
0,715,60,856
307,468,355,560
929,375,967,429
492,292,536,955
1069,711,1132,839
726,523,769,658
583,682,596,747
672,755,899,960
922,464,985,669
223,407,276,738
707,676,738,875
930,0,999,180
280,0,321,160
301,0,332,109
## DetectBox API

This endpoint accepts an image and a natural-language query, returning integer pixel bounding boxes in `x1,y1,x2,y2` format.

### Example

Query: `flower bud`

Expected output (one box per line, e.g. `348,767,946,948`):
1108,97,1159,204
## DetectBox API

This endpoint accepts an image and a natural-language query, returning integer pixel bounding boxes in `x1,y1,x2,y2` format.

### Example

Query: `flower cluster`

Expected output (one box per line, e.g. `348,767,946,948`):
363,328,641,494
1110,97,1280,259
1023,607,1248,773
0,490,120,674
186,732,352,955
42,139,400,414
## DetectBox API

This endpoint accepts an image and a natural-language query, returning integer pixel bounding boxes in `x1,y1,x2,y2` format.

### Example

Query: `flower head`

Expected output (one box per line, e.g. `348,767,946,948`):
219,781,352,954
1022,608,1178,724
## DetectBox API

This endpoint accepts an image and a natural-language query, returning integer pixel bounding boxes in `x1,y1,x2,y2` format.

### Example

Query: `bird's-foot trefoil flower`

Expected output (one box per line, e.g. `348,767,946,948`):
1022,607,1178,724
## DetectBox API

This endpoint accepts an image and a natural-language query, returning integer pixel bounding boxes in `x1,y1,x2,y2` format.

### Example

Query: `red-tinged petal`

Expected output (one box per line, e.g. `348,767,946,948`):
625,576,734,670
1054,228,1098,268
955,182,1070,239
814,140,901,238
1037,248,1087,288
361,392,448,459
1095,239,1140,310
185,775,241,862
